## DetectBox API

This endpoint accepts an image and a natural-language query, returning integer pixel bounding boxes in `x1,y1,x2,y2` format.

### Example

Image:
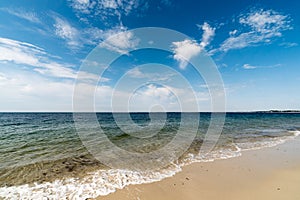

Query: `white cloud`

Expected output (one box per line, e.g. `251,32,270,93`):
279,42,298,48
101,0,118,9
77,0,90,3
139,84,172,99
50,11,143,56
172,39,201,69
81,25,131,47
172,22,215,69
0,66,109,111
100,0,140,15
69,0,95,14
239,9,291,34
199,22,215,48
0,65,211,112
33,63,77,79
129,84,179,111
2,8,41,24
69,0,140,24
219,9,292,52
126,67,144,77
0,37,76,78
229,29,237,36
242,64,257,69
100,30,139,54
126,67,176,81
0,71,75,111
52,14,131,51
54,17,80,48
219,32,260,51
0,37,99,81
0,37,43,66
242,63,281,70
129,84,212,112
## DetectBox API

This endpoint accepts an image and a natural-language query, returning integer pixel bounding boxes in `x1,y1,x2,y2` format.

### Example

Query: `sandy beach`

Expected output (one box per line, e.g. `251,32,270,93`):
97,136,300,200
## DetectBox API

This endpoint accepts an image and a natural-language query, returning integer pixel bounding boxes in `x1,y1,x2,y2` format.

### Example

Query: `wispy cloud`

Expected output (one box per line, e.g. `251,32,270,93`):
219,9,292,52
69,0,141,25
172,22,215,69
0,37,45,66
126,67,176,81
53,16,81,49
100,30,139,54
99,0,140,16
1,8,41,24
69,0,95,14
2,8,117,51
198,22,216,49
242,64,257,69
239,9,291,34
0,37,100,81
52,13,133,51
242,63,281,70
126,67,146,78
229,29,238,36
279,42,298,48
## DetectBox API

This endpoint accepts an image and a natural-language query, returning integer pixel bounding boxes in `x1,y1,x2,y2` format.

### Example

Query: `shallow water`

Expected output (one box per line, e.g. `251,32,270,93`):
0,112,299,199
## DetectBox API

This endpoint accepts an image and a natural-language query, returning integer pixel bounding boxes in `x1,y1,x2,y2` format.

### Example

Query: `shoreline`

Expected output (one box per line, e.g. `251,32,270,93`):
97,135,300,200
0,112,299,199
0,134,299,199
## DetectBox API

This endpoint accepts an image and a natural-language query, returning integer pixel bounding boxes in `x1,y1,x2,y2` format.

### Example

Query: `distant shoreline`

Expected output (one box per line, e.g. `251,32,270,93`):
255,110,300,113
0,111,299,113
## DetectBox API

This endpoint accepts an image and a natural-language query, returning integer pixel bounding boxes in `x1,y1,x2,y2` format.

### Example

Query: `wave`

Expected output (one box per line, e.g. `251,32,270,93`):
0,131,299,199
0,165,181,199
236,130,300,151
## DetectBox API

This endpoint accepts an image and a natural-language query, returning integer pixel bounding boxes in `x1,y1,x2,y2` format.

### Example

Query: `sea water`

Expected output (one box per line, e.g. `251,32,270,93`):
0,112,299,199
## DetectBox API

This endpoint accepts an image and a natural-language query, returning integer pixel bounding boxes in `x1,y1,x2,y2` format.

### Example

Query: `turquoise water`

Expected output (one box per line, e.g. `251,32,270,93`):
0,112,299,199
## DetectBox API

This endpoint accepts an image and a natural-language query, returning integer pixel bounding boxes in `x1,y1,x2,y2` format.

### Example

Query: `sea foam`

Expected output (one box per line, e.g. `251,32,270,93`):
0,164,181,199
0,131,299,199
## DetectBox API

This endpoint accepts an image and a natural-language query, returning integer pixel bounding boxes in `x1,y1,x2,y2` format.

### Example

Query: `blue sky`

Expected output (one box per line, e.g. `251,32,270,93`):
0,0,299,111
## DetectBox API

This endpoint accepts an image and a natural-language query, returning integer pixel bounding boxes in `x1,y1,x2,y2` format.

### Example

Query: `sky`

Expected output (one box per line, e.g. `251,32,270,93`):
0,0,299,112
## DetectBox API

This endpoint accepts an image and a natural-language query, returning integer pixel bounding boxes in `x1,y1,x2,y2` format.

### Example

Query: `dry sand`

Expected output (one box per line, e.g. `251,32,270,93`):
96,136,300,200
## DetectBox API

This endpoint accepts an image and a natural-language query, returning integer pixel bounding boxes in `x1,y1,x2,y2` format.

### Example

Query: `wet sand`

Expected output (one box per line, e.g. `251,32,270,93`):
97,136,300,200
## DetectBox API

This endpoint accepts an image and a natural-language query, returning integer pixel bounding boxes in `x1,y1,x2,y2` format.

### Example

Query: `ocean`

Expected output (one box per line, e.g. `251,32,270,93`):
0,112,299,199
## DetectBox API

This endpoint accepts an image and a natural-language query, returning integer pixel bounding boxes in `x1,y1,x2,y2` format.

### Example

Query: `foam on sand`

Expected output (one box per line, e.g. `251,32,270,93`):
0,131,299,199
0,164,181,199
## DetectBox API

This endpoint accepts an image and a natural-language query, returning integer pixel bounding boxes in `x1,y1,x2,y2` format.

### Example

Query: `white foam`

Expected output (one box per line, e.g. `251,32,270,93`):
1,131,299,199
180,143,242,166
0,164,181,200
292,130,300,137
236,130,300,151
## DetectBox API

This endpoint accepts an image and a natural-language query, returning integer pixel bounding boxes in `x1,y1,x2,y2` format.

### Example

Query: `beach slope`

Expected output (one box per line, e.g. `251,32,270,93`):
98,136,300,200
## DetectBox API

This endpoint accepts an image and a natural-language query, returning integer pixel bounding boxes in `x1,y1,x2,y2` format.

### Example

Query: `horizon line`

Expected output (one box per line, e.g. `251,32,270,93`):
0,110,299,113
